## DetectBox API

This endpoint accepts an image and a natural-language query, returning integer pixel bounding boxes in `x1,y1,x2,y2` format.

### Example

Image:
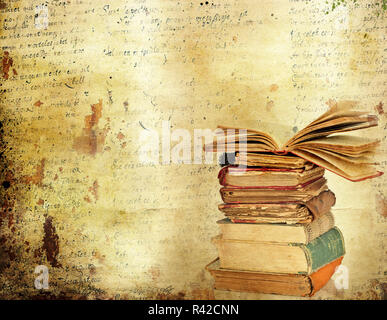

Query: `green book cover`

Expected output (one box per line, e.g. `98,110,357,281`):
303,227,345,273
297,227,345,274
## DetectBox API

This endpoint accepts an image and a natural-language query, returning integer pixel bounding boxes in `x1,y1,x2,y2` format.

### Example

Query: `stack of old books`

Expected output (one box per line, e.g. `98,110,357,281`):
205,100,383,297
206,156,345,296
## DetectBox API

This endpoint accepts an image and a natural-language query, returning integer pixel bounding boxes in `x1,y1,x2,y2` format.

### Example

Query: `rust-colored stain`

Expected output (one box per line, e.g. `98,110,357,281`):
123,100,129,112
22,159,45,186
117,132,125,140
73,100,109,156
353,280,384,300
266,100,274,110
148,266,161,281
376,193,387,217
2,51,16,80
89,180,98,202
155,291,186,300
42,215,61,268
0,239,16,271
85,100,103,129
0,195,14,229
34,100,44,107
0,2,7,9
37,198,44,206
269,84,279,92
375,102,384,115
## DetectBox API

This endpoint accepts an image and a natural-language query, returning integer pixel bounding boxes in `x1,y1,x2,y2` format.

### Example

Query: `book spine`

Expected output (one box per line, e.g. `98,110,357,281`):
300,227,345,274
217,166,228,185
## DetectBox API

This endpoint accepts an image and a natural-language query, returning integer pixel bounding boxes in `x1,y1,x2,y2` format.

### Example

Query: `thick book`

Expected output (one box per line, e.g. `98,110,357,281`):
217,211,335,244
204,100,383,181
220,203,313,224
220,177,327,203
218,189,336,224
213,227,345,274
206,256,343,297
218,165,325,188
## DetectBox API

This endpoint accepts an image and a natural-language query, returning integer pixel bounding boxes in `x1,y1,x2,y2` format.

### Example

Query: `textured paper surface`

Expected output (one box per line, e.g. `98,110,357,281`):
0,0,386,299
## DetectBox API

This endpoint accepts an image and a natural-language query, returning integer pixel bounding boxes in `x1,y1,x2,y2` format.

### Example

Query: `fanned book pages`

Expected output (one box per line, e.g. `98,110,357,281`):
204,100,383,181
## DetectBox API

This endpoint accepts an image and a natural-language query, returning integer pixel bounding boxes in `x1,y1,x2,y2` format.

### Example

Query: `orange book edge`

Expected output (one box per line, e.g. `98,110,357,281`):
308,256,344,296
205,256,344,297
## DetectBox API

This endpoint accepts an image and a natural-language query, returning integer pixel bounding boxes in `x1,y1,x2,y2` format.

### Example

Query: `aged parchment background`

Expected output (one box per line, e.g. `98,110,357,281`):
0,0,386,299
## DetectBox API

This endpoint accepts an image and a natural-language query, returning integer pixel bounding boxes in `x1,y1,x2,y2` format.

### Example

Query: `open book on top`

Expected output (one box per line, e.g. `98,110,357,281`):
204,100,383,182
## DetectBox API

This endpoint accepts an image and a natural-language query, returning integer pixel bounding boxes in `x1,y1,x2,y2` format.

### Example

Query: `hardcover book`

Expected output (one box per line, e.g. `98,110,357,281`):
213,227,345,274
220,177,327,203
218,189,336,224
217,211,335,244
206,257,344,297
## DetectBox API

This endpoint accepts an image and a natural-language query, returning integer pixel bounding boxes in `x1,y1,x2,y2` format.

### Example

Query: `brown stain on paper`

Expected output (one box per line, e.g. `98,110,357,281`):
269,84,279,92
376,193,387,218
148,266,161,281
266,100,274,111
73,100,109,156
89,180,99,202
42,215,61,268
375,102,384,115
34,100,44,107
2,51,17,80
22,159,45,186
